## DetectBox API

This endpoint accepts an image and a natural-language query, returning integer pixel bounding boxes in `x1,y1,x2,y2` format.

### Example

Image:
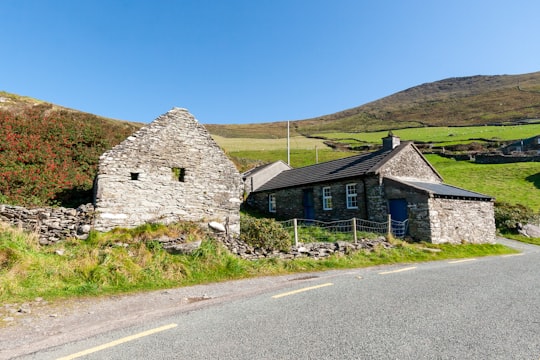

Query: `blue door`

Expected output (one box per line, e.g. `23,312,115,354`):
303,189,315,220
389,199,408,236
389,199,408,222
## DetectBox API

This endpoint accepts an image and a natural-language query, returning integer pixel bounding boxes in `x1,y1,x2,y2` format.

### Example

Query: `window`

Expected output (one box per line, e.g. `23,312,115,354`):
172,167,186,182
346,183,358,209
268,194,276,213
322,187,333,210
130,172,139,180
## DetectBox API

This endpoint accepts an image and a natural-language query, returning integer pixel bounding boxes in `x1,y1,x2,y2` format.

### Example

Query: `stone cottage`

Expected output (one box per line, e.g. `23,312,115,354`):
93,108,243,234
245,133,496,244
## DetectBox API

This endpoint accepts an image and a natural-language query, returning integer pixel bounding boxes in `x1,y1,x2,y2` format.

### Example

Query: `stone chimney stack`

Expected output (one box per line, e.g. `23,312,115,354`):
382,131,401,150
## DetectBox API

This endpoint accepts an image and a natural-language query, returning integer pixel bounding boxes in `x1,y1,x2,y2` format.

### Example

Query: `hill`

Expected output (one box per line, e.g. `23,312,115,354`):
0,92,143,207
205,71,540,138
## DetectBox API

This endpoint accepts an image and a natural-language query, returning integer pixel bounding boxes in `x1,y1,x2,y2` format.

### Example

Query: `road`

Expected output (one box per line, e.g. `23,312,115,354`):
7,238,540,359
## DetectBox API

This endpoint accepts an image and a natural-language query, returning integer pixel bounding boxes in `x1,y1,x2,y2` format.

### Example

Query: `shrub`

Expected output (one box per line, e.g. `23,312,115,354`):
494,202,538,233
240,215,291,251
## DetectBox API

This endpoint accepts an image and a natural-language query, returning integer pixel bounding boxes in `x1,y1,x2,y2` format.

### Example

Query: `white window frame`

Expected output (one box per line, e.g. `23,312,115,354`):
346,183,358,209
268,193,276,213
322,187,333,210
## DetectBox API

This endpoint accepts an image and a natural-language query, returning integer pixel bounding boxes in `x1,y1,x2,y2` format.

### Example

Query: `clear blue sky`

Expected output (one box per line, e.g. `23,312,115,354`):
2,0,539,124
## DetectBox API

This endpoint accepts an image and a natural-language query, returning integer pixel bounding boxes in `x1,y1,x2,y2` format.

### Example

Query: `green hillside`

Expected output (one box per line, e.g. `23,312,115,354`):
206,71,540,138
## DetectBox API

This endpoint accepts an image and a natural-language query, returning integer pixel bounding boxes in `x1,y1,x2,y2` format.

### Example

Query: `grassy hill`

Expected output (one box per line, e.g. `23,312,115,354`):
206,71,540,138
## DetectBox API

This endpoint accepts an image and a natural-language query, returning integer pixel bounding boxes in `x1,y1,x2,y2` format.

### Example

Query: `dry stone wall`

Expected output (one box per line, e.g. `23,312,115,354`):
0,203,94,244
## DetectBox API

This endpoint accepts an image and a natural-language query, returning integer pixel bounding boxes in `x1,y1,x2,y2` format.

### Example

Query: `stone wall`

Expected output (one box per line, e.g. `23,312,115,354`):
378,145,442,182
428,198,496,244
474,154,540,164
0,204,94,244
94,108,243,234
247,178,374,221
217,233,393,260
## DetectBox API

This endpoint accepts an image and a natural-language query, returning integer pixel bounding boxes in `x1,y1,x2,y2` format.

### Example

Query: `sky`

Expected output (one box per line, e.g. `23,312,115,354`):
1,1,540,125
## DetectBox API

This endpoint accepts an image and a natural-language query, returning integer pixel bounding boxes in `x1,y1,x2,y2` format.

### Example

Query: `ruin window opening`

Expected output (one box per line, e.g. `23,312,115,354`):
172,167,186,182
130,172,139,180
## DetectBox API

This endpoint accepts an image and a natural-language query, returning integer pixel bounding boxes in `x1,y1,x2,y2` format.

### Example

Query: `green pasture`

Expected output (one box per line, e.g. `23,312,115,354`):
212,135,330,152
424,155,540,211
312,123,540,147
229,149,351,169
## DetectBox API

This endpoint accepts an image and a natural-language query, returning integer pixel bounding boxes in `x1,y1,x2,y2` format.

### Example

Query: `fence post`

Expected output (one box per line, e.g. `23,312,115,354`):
352,217,357,244
293,218,298,247
387,214,392,237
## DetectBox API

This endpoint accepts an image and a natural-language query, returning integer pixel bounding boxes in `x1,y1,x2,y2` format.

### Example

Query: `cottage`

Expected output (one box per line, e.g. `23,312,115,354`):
93,108,243,234
246,133,496,244
501,135,540,154
242,160,292,197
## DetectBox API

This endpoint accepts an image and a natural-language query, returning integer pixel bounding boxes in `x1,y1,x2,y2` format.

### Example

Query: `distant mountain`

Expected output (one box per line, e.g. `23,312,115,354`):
206,71,540,138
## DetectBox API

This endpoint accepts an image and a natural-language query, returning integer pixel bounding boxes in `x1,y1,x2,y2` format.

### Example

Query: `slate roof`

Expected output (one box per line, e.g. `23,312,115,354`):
387,177,493,200
242,160,290,178
254,147,394,192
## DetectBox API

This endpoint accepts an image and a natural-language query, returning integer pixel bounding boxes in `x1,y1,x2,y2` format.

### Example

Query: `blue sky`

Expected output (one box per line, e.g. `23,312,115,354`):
2,0,539,124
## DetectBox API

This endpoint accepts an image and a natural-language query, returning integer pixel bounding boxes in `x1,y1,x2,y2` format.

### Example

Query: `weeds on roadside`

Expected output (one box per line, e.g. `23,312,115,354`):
0,222,517,304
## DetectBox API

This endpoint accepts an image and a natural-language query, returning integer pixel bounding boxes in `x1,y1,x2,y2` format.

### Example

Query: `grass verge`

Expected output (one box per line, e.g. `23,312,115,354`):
0,222,518,305
499,232,540,246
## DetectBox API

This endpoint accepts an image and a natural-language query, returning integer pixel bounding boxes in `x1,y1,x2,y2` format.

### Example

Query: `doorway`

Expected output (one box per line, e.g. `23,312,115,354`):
303,189,315,220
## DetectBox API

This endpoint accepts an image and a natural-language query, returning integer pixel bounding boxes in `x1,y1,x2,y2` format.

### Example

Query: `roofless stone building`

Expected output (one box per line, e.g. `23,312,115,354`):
93,108,242,234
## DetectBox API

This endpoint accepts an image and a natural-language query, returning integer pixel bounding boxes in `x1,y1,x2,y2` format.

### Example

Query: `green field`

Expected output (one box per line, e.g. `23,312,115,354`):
425,155,540,211
212,135,330,151
312,123,540,147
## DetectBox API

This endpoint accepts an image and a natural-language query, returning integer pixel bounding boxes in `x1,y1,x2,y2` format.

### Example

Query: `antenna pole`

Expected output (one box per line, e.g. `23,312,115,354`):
287,121,290,165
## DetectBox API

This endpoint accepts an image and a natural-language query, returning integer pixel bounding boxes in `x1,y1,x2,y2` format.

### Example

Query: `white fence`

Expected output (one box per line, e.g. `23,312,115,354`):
279,216,408,246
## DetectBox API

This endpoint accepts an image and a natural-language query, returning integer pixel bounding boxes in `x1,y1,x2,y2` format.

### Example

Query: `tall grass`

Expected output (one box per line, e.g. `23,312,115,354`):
0,221,517,304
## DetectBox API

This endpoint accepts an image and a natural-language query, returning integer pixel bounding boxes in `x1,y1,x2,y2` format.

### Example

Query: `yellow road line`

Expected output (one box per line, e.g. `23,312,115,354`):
272,283,334,299
57,323,178,360
378,266,417,275
501,253,524,257
448,259,477,264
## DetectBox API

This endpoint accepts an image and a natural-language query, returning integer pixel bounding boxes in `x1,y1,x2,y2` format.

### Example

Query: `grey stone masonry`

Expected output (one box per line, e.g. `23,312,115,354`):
0,203,94,244
94,108,243,234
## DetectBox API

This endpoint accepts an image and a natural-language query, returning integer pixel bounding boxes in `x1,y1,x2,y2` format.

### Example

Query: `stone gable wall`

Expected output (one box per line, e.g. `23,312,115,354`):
378,145,441,181
94,108,242,233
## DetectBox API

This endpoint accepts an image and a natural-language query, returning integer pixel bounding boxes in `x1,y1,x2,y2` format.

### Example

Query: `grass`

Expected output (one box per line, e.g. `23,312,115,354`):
499,232,540,246
212,135,330,152
230,149,351,170
425,154,540,211
0,221,518,305
311,123,540,148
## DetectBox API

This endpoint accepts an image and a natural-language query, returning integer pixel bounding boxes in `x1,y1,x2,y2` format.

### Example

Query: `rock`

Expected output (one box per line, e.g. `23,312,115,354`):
77,224,92,234
164,240,202,255
208,221,226,233
518,223,540,238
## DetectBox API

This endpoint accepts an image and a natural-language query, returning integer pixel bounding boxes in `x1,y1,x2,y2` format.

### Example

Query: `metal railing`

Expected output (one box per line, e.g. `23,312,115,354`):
279,216,408,246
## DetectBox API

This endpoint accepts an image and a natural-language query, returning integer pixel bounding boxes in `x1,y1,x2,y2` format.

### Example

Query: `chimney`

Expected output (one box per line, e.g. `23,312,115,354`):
382,131,400,150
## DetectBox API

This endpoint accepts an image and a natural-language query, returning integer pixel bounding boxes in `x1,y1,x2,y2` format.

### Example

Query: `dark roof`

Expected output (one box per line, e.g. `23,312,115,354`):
388,177,493,200
255,147,394,192
503,135,540,149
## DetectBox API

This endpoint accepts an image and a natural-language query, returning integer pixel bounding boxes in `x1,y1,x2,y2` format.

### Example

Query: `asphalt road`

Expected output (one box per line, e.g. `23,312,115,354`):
11,238,540,360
